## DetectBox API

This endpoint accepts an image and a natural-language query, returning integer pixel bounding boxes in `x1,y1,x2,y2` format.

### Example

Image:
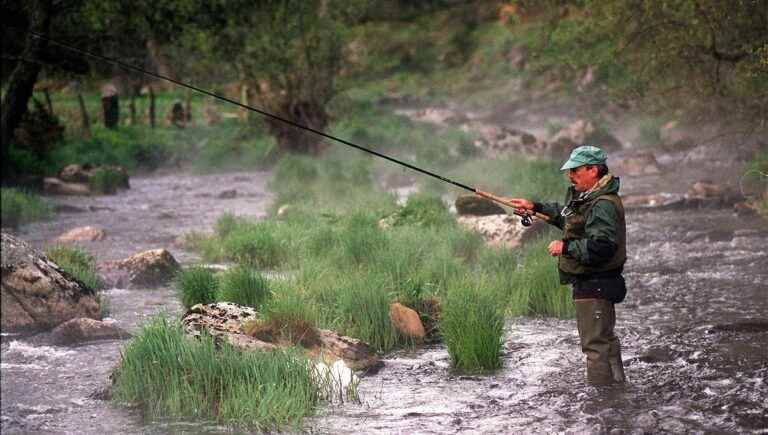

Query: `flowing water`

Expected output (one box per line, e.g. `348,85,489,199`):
2,163,767,434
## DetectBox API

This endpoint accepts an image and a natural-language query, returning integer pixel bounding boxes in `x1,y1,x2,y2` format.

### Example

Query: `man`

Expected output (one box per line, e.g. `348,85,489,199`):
507,145,627,384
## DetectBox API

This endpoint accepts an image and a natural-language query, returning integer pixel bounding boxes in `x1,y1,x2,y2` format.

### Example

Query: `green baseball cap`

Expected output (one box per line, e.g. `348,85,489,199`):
560,145,607,170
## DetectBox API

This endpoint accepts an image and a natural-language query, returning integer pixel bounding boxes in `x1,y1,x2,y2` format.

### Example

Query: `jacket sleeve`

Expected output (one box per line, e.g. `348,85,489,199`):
533,201,564,230
563,199,619,266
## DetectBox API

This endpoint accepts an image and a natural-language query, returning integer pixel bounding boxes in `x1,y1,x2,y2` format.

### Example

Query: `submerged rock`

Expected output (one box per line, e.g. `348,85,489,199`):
50,317,130,345
55,226,107,243
1,232,100,332
98,249,180,289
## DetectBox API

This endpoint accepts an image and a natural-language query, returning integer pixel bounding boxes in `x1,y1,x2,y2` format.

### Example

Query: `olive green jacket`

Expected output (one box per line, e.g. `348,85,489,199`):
533,175,626,284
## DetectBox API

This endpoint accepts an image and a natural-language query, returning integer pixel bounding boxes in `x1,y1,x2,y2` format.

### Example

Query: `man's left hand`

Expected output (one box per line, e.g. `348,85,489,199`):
548,240,564,257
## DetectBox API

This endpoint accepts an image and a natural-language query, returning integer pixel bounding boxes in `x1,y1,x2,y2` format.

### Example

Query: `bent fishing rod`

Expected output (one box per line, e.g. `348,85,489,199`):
29,31,550,226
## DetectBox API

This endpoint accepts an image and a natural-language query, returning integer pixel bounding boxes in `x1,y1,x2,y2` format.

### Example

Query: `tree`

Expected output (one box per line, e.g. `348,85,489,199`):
187,0,369,153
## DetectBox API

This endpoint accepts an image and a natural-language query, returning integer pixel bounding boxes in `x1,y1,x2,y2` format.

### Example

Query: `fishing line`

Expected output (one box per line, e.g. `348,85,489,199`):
27,30,548,225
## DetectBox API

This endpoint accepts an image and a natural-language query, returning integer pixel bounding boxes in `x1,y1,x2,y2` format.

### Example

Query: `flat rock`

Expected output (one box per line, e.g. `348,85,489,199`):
55,226,106,243
182,302,381,371
43,178,90,196
50,317,130,345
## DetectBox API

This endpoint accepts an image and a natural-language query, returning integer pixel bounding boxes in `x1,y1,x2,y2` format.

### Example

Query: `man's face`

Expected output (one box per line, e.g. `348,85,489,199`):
567,165,599,192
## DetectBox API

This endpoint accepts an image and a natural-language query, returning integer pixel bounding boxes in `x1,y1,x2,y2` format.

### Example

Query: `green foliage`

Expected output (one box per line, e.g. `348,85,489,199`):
51,126,168,172
383,192,454,228
88,167,129,195
0,188,52,228
440,276,505,372
112,316,338,430
45,245,102,290
222,221,286,268
219,265,271,309
175,266,218,309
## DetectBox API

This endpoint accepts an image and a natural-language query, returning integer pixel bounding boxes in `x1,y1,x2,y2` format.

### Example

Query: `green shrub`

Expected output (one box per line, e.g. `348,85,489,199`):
222,222,285,268
113,316,337,430
175,266,218,309
385,192,454,228
45,245,102,290
440,276,505,372
88,167,129,194
219,265,271,309
336,212,388,265
0,188,52,228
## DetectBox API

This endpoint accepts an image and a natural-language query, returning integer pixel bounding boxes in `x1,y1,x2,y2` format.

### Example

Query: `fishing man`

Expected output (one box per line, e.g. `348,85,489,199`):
506,145,627,384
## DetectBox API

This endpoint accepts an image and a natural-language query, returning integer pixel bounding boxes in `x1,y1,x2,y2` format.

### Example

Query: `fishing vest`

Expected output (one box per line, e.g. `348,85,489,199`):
558,193,626,276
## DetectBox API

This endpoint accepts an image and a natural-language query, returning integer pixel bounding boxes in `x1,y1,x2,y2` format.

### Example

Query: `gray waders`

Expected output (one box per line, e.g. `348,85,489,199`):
575,299,626,384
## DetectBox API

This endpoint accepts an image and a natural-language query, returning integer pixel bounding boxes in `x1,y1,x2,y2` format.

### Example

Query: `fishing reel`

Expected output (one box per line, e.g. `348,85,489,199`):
520,212,533,227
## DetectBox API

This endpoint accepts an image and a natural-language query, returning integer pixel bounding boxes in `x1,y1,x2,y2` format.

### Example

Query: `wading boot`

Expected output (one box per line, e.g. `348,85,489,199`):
575,298,626,384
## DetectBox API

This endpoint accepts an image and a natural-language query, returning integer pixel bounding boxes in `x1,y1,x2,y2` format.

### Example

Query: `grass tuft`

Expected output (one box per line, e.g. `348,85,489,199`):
440,276,505,373
175,266,219,309
218,265,271,309
113,316,338,430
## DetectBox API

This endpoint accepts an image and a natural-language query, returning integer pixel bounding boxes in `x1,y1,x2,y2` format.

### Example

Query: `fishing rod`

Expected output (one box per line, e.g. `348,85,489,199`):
28,31,550,226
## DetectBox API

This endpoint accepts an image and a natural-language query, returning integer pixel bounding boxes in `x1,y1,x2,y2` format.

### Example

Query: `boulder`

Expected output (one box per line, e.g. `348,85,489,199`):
389,302,426,341
1,233,100,332
98,249,180,289
43,177,90,196
455,195,506,216
50,317,129,345
55,226,107,243
612,153,661,176
456,214,542,248
182,302,381,371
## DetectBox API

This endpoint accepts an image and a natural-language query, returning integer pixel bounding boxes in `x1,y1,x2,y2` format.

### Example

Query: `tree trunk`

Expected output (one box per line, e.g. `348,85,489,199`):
101,95,119,129
148,85,156,129
76,90,91,139
185,89,192,124
43,89,54,116
0,0,53,179
129,94,137,126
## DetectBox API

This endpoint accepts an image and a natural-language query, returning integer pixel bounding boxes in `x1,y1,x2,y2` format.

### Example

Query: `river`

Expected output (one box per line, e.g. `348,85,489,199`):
2,163,767,433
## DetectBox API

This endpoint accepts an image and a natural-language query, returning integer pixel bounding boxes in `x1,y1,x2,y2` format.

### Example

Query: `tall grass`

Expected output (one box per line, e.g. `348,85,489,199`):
175,266,218,309
219,265,271,309
113,316,336,430
1,188,52,228
481,238,574,319
88,167,129,194
440,276,505,372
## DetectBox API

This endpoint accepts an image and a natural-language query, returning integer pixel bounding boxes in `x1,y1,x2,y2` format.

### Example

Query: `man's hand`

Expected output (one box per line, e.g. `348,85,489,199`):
505,198,534,215
548,240,564,257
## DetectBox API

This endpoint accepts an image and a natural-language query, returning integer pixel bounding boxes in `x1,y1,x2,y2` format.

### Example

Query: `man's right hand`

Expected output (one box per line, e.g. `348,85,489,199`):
506,198,534,215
